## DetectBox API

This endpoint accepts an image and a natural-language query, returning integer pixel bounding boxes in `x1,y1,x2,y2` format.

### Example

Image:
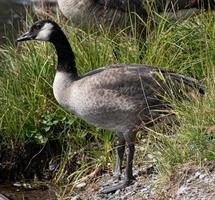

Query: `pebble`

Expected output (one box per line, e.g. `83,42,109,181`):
187,176,195,183
177,185,188,195
72,166,215,200
75,182,86,189
199,173,206,180
23,183,32,189
114,189,121,195
13,182,22,187
147,154,154,159
194,171,201,178
135,183,142,188
203,176,211,182
140,187,148,192
133,170,139,177
70,195,82,200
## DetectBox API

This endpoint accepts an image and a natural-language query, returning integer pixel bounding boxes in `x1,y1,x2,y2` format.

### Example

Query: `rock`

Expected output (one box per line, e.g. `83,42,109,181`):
114,189,121,195
70,195,82,200
177,185,188,195
194,171,201,178
187,176,195,183
22,183,32,189
13,182,22,187
203,175,210,182
75,182,86,190
124,191,133,197
140,187,148,192
147,154,154,159
199,173,206,180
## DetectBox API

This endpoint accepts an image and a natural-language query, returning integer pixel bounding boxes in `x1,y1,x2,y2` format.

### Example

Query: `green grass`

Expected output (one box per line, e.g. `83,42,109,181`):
0,9,215,187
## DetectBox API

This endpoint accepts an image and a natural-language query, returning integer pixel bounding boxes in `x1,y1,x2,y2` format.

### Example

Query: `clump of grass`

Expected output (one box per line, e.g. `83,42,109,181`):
153,88,215,175
0,9,215,185
141,12,215,175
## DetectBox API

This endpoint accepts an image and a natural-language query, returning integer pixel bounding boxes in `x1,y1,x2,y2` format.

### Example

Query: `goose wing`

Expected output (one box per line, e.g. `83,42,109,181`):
81,67,106,78
109,64,205,95
79,64,204,128
87,64,204,102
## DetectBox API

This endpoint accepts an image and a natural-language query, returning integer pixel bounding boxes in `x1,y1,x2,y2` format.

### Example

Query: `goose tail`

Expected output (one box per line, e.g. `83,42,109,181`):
169,73,205,95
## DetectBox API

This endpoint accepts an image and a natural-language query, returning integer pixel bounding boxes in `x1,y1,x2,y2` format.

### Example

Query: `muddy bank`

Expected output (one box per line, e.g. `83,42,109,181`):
0,140,61,199
0,140,61,180
0,181,55,200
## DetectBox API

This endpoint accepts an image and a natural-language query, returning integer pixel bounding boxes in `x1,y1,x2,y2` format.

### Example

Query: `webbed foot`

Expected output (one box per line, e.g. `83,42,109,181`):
102,174,121,187
100,178,135,194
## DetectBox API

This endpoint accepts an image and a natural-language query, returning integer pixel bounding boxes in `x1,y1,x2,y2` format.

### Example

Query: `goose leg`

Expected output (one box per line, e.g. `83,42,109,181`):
101,142,136,194
102,134,125,187
125,143,135,182
113,134,125,180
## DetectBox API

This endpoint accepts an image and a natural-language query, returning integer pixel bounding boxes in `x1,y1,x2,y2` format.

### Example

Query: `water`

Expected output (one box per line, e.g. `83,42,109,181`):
0,0,57,45
0,0,29,45
0,181,56,200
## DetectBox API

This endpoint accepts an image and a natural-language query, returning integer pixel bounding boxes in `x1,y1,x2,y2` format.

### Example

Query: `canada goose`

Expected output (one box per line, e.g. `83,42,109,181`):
17,20,205,193
57,0,147,30
57,0,215,30
32,0,58,17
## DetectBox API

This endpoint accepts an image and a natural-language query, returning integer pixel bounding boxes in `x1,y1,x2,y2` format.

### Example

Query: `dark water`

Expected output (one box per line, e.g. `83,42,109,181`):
0,182,56,200
0,0,58,45
0,0,30,45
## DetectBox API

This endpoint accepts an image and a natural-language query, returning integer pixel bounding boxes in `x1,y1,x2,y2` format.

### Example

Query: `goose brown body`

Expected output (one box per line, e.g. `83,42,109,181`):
53,63,200,133
17,20,205,193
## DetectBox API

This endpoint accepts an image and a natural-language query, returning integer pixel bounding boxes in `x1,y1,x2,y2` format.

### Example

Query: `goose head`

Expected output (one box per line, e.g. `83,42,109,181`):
17,20,61,42
17,20,78,79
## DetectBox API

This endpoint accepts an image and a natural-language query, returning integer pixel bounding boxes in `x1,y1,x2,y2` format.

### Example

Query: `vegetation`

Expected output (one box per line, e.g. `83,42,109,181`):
0,9,214,190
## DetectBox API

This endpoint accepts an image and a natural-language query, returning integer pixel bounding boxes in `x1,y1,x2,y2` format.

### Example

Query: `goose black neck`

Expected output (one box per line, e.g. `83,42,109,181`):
50,29,78,79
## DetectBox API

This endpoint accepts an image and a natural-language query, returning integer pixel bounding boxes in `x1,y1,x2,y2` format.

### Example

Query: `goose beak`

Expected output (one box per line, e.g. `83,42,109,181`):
17,31,33,42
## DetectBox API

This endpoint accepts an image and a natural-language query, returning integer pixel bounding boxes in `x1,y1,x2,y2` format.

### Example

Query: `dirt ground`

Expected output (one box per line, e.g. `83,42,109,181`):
0,143,214,200
69,161,215,200
0,162,214,200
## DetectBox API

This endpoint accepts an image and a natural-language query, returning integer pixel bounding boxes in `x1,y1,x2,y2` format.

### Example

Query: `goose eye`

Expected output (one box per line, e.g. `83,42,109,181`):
35,24,43,30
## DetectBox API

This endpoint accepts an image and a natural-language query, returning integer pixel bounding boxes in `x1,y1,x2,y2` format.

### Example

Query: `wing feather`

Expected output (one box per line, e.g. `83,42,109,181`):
82,64,205,103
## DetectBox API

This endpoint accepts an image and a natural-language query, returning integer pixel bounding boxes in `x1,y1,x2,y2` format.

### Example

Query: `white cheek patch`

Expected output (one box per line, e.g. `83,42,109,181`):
36,29,52,41
35,23,54,41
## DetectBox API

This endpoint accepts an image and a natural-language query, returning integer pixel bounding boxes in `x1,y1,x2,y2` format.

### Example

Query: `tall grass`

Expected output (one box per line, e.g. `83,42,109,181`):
0,9,215,185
